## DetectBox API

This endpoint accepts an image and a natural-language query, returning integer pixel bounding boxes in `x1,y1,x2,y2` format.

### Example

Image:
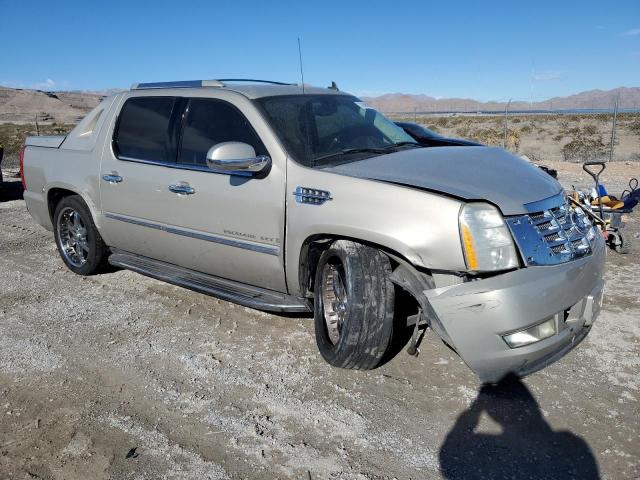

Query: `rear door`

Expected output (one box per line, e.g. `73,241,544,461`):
99,91,287,292
99,94,182,259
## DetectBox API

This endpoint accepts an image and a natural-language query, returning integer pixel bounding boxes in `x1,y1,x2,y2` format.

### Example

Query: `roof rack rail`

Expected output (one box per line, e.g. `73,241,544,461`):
131,80,224,90
131,79,293,90
216,79,294,86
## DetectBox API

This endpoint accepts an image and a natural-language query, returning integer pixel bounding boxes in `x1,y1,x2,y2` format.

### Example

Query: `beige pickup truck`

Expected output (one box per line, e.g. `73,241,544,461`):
21,79,605,382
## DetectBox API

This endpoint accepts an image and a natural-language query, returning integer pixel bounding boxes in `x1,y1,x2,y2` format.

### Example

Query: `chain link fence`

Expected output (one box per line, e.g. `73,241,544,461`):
388,110,640,164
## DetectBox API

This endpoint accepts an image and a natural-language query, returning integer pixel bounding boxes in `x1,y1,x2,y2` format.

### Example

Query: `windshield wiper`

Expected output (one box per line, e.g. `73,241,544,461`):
312,147,388,165
382,141,423,150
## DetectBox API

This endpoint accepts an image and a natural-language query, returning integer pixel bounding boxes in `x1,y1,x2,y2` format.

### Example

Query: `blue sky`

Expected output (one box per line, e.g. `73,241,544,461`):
1,0,638,101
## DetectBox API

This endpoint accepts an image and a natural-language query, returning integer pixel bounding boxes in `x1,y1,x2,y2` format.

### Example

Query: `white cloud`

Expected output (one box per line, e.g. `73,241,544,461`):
532,71,563,81
1,78,70,91
33,78,56,90
623,28,640,36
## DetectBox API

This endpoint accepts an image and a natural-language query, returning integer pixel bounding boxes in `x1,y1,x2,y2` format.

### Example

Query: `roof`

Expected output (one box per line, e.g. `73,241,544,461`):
130,79,350,100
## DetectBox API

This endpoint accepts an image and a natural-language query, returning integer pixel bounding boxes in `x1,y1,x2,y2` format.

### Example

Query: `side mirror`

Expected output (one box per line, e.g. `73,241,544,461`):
206,142,271,176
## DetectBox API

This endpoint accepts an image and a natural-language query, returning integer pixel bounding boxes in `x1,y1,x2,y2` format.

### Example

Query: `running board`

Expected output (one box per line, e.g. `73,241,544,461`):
108,250,311,313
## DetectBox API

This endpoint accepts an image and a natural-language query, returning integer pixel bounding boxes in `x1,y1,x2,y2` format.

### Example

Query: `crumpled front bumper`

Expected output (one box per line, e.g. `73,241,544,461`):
424,235,606,383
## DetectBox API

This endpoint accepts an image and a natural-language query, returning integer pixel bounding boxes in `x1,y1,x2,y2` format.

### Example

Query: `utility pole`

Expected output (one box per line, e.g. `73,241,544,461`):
503,99,512,149
609,93,620,162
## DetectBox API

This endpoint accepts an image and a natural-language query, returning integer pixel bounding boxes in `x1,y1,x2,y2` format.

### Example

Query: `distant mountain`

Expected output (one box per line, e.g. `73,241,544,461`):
362,87,640,113
0,87,103,123
1,85,639,124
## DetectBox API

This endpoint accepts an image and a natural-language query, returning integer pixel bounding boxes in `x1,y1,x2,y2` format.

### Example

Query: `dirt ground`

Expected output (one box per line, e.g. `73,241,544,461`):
0,162,639,480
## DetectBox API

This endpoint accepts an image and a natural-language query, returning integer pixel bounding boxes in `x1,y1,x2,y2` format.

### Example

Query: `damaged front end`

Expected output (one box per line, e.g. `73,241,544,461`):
392,193,606,383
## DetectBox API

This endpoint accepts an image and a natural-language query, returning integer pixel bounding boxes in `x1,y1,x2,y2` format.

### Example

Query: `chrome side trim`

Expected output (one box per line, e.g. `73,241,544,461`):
104,213,280,256
117,154,264,178
117,155,232,174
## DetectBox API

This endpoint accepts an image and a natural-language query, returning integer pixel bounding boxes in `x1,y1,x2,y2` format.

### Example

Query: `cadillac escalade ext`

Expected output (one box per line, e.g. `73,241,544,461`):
20,79,605,382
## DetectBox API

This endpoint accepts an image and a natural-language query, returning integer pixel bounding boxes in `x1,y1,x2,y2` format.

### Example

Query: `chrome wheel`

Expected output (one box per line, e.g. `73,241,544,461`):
321,262,348,344
57,207,89,268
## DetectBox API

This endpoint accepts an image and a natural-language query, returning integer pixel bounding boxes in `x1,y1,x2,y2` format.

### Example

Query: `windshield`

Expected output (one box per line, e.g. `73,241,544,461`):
256,95,418,167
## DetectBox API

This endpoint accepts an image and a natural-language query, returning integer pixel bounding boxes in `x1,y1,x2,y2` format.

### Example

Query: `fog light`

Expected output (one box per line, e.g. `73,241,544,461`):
503,318,557,348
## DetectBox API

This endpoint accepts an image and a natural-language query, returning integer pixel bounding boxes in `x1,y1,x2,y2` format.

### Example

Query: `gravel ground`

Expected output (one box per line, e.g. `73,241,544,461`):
0,164,639,480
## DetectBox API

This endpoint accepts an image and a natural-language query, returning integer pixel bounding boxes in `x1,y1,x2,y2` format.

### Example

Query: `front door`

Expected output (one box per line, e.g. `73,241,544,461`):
99,92,287,292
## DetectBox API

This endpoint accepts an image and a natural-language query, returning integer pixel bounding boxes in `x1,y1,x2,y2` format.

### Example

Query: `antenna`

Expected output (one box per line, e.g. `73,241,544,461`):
297,37,305,94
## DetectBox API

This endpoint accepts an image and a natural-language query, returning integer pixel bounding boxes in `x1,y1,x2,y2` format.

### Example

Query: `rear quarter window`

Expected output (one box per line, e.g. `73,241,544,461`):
114,96,180,163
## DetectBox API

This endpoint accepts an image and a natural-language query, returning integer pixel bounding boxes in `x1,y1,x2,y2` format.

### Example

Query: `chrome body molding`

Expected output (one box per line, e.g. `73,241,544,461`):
116,155,251,176
104,213,280,256
293,186,333,205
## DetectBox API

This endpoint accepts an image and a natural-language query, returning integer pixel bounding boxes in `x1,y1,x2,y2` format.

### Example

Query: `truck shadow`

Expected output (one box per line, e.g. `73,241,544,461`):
439,375,600,480
0,180,24,203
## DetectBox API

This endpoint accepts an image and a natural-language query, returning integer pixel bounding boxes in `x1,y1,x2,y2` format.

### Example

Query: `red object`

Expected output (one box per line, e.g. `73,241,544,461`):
19,145,26,190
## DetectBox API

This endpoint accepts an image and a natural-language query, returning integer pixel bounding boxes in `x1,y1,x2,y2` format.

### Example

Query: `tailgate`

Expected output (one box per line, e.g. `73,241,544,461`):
25,135,66,148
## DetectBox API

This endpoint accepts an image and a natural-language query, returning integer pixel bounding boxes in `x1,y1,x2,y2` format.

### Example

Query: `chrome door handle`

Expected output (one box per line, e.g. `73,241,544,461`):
168,184,195,195
102,173,123,184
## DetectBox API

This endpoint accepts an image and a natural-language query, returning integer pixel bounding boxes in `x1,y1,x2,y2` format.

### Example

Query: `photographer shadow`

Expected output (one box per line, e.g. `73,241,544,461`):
439,375,600,480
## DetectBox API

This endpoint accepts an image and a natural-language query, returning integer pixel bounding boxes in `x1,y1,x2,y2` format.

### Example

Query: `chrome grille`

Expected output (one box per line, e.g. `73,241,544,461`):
506,196,598,266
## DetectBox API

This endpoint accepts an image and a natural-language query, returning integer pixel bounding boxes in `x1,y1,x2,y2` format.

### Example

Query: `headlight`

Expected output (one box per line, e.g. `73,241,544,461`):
459,203,519,271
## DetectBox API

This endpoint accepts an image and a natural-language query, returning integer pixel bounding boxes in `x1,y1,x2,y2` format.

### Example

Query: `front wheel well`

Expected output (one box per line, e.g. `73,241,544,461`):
47,188,78,222
298,235,421,298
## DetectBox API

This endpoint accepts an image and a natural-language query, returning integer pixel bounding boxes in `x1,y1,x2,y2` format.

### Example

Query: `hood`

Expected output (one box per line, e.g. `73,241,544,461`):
324,146,562,215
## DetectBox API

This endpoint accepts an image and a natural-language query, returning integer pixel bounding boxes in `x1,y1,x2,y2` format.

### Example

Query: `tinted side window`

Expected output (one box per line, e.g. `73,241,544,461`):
179,99,267,166
114,96,179,163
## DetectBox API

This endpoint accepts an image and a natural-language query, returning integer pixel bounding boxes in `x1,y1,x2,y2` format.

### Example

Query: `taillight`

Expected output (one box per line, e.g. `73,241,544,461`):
19,145,26,190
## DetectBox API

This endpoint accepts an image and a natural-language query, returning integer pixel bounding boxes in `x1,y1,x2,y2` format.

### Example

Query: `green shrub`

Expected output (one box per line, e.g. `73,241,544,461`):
561,137,607,162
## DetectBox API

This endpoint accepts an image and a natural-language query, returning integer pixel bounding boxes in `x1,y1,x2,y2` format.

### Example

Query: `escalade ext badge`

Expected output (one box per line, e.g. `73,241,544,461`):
293,186,333,205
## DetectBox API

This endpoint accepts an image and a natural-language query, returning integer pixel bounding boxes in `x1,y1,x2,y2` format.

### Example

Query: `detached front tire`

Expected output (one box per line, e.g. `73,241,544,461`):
53,195,108,275
314,240,395,370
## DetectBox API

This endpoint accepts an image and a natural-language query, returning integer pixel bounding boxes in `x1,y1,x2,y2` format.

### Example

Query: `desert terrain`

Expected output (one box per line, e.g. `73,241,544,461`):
389,112,640,165
0,84,639,478
0,158,639,479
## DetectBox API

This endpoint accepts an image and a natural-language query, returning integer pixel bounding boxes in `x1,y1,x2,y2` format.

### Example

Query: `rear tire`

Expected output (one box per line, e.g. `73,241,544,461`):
53,195,109,275
313,240,395,370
